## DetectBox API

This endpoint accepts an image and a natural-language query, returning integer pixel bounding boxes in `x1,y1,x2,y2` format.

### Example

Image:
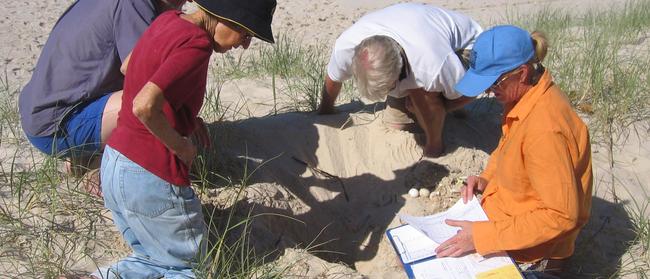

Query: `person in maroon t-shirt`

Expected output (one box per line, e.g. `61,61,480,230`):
95,0,276,278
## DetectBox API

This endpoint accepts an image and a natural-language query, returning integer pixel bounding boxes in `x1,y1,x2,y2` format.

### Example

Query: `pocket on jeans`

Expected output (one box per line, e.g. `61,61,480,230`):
120,166,175,218
173,186,202,213
174,186,196,200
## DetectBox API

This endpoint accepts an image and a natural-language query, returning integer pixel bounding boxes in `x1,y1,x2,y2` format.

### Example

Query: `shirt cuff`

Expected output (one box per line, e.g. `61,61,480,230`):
479,172,493,182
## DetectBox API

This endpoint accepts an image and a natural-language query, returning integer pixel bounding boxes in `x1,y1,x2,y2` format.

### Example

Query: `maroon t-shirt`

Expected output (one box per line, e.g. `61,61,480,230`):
108,11,212,186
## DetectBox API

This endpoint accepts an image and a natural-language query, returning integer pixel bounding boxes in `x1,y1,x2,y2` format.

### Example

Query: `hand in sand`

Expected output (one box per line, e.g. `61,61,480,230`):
435,220,476,257
318,103,337,115
461,175,488,203
423,144,444,158
318,77,342,114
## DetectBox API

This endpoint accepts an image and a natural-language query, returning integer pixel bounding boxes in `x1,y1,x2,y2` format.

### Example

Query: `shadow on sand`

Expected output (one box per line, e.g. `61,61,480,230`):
196,99,504,269
192,98,641,277
565,197,638,278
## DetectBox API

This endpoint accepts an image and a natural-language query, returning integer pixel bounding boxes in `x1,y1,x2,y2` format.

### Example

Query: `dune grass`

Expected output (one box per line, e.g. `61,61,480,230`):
209,34,357,114
0,69,22,144
0,77,288,277
0,97,109,278
0,75,118,277
617,181,650,277
193,158,291,279
239,34,329,112
509,0,650,143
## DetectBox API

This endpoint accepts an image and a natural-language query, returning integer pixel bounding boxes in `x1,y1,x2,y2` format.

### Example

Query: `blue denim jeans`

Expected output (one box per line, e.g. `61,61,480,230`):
95,146,207,279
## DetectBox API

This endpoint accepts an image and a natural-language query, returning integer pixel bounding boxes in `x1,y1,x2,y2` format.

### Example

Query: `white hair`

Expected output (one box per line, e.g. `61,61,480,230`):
351,35,403,101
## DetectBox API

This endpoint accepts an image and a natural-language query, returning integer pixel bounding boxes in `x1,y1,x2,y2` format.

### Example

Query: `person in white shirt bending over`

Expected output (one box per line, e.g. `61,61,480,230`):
319,3,482,157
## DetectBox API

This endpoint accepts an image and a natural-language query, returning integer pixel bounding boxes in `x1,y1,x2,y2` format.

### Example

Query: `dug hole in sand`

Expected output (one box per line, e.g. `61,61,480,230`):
201,99,502,278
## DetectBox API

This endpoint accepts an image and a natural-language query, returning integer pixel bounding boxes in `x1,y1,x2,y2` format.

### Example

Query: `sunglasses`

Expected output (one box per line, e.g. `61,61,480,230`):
491,69,522,89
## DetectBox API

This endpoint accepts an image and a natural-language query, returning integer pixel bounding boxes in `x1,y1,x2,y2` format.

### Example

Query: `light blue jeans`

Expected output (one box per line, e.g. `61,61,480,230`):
94,146,207,279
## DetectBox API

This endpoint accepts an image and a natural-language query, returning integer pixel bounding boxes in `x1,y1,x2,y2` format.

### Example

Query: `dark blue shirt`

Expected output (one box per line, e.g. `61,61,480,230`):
19,0,158,136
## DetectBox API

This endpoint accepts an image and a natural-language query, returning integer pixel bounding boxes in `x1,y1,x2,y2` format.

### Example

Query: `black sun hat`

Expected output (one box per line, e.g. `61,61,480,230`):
193,0,276,43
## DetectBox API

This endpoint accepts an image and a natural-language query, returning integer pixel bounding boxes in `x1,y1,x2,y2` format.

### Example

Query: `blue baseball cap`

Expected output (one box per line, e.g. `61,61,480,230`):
455,25,535,97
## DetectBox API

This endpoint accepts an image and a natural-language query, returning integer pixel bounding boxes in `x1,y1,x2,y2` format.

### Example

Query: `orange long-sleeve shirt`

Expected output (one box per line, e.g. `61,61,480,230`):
472,70,593,263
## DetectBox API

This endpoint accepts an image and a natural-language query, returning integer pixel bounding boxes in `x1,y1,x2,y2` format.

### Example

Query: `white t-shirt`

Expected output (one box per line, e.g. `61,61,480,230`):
327,3,482,99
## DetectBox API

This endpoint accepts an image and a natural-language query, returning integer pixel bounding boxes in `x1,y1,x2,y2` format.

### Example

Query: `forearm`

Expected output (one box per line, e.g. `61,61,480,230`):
406,89,446,157
319,75,342,113
407,88,443,123
444,96,474,112
133,82,187,155
473,206,578,255
408,89,444,136
474,132,583,253
139,109,187,153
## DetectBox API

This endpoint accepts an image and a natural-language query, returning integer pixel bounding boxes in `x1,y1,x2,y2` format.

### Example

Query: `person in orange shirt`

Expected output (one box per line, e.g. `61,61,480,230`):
434,25,593,278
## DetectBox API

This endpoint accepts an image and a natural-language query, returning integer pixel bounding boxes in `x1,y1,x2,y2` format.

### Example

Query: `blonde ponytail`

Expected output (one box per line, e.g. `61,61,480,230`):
527,31,549,84
530,31,549,63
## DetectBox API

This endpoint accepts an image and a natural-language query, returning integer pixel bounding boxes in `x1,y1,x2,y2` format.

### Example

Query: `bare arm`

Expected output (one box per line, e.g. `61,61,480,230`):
443,96,474,112
132,81,196,167
406,88,446,157
318,75,343,114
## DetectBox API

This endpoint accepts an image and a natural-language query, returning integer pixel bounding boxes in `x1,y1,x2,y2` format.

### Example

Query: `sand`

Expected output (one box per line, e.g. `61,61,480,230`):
1,0,648,278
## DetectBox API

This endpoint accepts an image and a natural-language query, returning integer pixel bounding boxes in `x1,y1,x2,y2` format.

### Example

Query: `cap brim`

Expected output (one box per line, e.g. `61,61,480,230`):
195,2,275,43
223,14,274,44
454,69,500,97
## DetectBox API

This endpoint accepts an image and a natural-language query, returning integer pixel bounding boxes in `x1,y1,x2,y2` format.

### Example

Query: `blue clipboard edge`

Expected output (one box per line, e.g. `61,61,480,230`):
386,225,524,279
385,225,436,279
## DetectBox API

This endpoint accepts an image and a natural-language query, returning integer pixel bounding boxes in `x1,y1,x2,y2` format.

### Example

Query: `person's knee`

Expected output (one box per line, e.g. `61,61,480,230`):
383,96,417,126
408,90,445,114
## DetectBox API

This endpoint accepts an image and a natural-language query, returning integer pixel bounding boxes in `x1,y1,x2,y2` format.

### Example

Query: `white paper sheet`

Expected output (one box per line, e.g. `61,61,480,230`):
388,197,521,279
410,252,515,279
388,225,439,264
399,197,488,244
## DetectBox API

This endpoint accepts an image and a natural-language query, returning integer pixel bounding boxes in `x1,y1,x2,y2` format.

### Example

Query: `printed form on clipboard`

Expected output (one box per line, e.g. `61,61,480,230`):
386,197,523,279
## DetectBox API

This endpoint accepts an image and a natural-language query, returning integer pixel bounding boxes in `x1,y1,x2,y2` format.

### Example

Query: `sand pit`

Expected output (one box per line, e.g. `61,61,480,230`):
199,100,501,277
196,94,647,278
